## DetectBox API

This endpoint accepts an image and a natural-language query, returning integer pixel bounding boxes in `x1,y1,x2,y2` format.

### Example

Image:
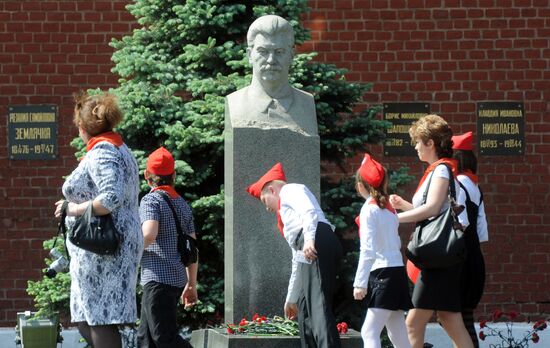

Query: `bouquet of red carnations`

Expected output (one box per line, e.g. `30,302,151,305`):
478,310,548,347
225,314,299,336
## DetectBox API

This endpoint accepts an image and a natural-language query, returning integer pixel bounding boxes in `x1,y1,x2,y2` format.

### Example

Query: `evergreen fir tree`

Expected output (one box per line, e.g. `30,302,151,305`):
110,0,400,328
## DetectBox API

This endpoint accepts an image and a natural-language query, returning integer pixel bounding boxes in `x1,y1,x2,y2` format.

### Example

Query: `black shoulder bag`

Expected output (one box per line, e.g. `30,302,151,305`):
157,191,198,267
405,164,467,269
61,201,120,255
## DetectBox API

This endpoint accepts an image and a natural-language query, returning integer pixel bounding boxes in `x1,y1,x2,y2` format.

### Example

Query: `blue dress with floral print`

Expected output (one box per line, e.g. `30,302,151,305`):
62,142,143,325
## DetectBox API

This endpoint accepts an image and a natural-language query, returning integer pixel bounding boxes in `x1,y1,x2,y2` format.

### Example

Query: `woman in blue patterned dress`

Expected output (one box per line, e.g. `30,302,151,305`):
54,91,143,348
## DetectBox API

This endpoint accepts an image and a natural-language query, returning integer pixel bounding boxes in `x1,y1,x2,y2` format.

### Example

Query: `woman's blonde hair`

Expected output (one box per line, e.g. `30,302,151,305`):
409,114,453,159
73,91,123,136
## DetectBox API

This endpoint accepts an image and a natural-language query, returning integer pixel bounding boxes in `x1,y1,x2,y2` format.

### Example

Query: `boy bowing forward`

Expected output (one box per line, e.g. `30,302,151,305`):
247,162,342,348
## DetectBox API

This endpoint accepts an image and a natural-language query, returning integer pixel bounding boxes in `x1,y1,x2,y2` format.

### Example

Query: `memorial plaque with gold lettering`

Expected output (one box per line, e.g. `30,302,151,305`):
383,103,430,156
477,102,524,156
8,105,58,160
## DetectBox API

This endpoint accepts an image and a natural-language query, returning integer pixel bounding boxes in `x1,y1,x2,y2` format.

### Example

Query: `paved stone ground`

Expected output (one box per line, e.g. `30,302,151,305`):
3,323,549,347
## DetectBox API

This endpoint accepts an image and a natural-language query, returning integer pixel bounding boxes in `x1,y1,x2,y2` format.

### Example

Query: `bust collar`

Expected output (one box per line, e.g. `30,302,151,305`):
247,81,294,113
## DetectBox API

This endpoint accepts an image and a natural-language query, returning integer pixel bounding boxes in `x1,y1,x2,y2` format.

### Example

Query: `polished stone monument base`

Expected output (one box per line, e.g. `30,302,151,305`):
190,328,362,348
224,126,320,324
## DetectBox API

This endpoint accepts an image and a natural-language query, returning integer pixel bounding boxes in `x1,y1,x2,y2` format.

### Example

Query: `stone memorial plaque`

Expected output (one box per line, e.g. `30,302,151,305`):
383,103,430,156
477,102,524,156
8,105,58,160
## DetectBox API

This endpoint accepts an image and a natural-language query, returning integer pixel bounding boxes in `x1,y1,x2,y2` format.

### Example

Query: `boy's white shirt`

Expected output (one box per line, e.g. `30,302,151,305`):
279,183,332,304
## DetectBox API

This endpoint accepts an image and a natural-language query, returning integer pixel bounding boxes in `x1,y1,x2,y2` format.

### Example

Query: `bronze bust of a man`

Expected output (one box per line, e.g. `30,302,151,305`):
226,15,318,136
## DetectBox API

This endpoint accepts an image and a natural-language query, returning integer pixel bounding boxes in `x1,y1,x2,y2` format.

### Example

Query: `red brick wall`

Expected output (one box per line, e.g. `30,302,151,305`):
1,0,549,327
302,0,550,320
0,0,137,326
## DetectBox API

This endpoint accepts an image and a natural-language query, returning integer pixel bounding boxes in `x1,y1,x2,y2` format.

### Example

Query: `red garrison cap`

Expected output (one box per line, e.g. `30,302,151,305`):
452,131,474,151
358,154,385,188
246,162,287,199
146,147,175,176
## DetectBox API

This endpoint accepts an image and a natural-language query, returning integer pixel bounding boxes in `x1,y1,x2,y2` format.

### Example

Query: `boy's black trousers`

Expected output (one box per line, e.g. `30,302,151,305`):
138,281,193,348
296,222,343,348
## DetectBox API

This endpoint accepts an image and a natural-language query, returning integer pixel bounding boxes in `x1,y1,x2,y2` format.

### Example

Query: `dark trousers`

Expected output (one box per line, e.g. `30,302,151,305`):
297,223,343,348
138,281,192,348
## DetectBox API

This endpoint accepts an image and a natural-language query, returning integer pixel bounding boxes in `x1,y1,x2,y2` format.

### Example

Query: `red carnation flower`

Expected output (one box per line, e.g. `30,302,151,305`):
479,320,487,329
252,313,260,321
227,325,235,334
337,322,348,334
479,331,486,341
492,309,503,321
534,320,547,331
239,318,248,326
532,332,539,343
508,311,518,320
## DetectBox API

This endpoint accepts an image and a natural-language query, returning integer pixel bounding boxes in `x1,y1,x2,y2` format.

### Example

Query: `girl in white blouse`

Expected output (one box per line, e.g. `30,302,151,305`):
353,154,412,348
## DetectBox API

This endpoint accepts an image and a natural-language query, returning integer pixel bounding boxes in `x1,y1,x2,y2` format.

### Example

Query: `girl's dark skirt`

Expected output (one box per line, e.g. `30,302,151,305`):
367,266,412,311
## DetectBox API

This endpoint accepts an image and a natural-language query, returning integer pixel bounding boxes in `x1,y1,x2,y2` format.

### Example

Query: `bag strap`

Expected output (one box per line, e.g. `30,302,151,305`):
156,190,185,240
54,201,70,261
421,163,457,205
458,181,470,203
479,186,484,204
459,180,484,208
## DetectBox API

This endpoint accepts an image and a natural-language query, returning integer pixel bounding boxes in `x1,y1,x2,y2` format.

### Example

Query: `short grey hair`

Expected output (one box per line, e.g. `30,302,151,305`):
247,15,295,49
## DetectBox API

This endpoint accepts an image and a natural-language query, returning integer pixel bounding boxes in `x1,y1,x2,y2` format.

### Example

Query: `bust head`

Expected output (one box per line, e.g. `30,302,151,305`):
247,15,294,85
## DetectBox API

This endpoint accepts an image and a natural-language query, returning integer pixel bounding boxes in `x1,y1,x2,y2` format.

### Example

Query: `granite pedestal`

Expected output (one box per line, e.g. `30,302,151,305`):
190,328,362,348
224,125,320,324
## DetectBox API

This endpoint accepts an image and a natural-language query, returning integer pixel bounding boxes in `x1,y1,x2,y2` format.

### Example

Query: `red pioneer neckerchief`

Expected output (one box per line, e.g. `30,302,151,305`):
460,169,478,184
86,131,124,152
415,158,458,193
152,185,179,199
276,200,285,237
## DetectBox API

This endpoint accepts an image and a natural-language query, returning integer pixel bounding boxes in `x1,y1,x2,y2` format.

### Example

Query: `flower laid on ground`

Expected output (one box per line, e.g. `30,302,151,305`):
337,321,349,334
225,314,351,337
225,314,299,336
478,309,548,347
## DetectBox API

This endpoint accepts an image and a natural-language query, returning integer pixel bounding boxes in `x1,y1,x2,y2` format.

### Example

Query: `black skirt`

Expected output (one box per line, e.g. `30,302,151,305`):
412,262,463,312
367,266,412,311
